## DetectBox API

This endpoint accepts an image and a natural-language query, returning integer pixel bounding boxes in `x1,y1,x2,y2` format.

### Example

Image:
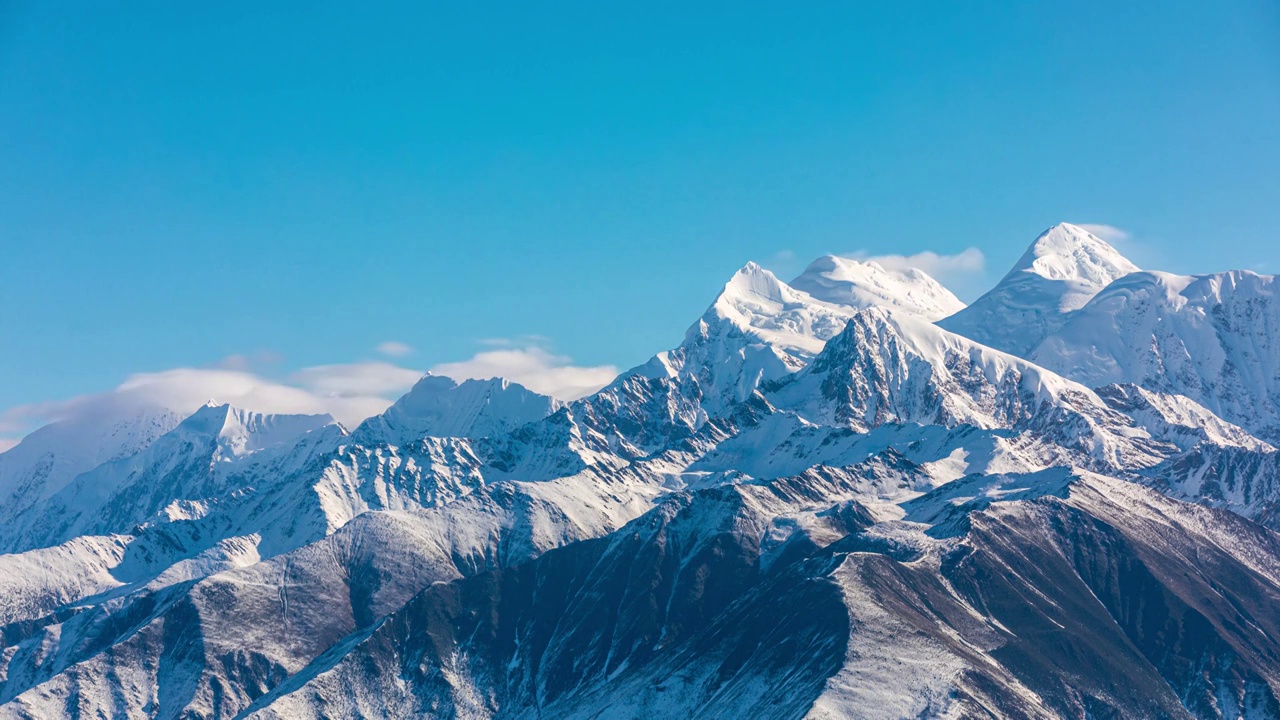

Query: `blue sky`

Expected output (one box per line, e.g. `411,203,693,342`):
2,1,1278,443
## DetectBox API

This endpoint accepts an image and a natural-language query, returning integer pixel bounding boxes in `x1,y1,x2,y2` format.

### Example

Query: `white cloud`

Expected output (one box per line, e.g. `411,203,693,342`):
1076,224,1131,243
375,341,414,358
432,344,617,400
214,351,284,372
289,362,423,398
0,339,613,452
0,363,425,447
849,247,986,280
477,335,550,348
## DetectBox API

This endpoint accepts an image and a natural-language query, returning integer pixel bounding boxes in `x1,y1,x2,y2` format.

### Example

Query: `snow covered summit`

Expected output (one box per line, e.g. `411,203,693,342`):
939,222,1140,355
790,254,966,321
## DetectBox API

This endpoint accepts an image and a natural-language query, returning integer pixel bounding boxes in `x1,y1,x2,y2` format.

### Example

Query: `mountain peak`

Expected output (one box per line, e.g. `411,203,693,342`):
720,261,790,305
790,254,965,321
176,403,336,458
352,372,560,444
694,261,855,359
1012,223,1139,285
937,224,1141,356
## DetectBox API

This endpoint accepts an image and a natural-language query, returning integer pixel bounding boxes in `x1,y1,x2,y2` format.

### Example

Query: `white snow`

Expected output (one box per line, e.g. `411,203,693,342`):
938,222,1140,355
791,254,966,321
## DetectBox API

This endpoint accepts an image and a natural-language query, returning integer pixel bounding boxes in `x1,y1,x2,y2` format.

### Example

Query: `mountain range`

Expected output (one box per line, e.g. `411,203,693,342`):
3,223,1280,719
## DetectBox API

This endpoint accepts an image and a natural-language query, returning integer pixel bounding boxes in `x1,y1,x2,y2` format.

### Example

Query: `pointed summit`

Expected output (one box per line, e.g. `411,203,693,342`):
1009,222,1139,292
175,403,336,459
791,254,966,321
717,261,792,306
937,223,1140,356
626,261,868,419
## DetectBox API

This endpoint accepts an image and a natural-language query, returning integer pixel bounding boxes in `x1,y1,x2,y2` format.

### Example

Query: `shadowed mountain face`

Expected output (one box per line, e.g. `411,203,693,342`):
5,226,1280,719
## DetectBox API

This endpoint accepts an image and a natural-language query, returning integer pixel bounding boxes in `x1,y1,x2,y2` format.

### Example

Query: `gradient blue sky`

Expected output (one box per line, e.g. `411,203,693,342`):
2,1,1279,437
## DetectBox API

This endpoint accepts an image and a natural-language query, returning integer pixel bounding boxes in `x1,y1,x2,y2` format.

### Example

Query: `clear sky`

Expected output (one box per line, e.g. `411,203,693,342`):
2,1,1278,442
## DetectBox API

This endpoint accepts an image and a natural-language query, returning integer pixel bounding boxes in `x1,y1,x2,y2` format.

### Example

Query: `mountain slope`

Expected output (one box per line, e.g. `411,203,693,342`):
0,404,183,541
1031,269,1280,442
0,405,342,555
765,307,1169,471
238,470,1280,720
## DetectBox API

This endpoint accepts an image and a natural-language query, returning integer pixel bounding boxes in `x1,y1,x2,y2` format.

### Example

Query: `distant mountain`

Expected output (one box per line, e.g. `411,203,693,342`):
0,404,341,554
791,254,966,321
352,373,561,445
5,226,1280,720
939,222,1140,355
0,401,184,544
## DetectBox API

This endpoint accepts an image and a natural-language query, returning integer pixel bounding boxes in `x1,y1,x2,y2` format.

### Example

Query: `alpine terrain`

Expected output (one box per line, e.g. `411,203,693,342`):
5,222,1280,719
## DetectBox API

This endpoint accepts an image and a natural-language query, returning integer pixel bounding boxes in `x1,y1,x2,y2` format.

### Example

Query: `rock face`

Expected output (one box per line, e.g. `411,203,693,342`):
4,227,1280,719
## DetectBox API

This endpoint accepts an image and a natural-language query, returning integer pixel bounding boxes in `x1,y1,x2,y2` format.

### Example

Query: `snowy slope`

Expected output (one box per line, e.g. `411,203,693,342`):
938,222,1140,355
765,307,1169,471
0,404,342,554
1031,269,1280,442
0,403,183,536
239,468,1280,720
791,254,966,321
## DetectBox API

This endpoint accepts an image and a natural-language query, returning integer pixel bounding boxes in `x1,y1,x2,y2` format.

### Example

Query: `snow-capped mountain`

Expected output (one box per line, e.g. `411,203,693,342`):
352,373,561,445
0,404,342,555
764,307,1170,471
5,225,1280,719
627,262,856,415
939,222,1140,355
790,254,967,321
1031,269,1280,442
0,402,183,533
623,258,964,425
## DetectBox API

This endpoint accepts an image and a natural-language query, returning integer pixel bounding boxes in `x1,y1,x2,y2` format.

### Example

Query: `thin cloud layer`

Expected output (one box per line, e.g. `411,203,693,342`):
432,345,618,401
1077,224,1131,243
850,247,986,279
0,366,414,448
0,341,617,450
375,341,414,358
289,362,423,399
841,247,986,300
